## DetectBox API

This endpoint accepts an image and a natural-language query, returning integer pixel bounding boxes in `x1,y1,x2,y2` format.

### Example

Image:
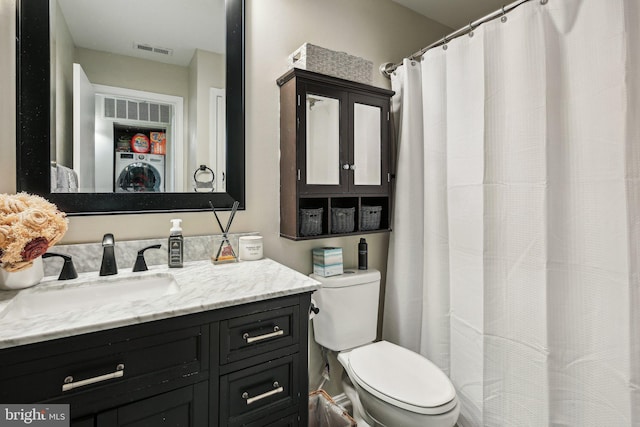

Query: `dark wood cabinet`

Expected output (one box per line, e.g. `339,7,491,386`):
71,418,95,427
0,293,311,427
96,383,209,427
278,68,394,240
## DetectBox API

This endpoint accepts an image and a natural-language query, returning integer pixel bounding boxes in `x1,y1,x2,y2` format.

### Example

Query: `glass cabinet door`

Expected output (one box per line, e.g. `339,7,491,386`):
348,93,389,194
299,85,348,194
306,94,340,185
299,85,389,195
353,102,381,186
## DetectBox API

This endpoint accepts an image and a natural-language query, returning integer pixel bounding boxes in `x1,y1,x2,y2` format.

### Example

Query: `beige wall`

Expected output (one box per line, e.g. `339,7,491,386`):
1,0,450,397
188,49,225,177
75,48,190,99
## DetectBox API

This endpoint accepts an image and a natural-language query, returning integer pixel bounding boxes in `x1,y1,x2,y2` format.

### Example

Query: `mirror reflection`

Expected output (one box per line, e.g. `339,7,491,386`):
50,0,226,194
353,103,381,186
306,93,340,185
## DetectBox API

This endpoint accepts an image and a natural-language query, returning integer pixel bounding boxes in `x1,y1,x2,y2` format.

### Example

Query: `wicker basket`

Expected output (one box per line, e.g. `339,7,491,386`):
299,207,323,236
331,207,355,234
289,43,373,85
360,205,382,231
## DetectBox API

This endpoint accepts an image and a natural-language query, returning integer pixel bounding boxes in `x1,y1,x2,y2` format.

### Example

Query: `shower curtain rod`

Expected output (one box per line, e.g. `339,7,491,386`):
381,0,540,78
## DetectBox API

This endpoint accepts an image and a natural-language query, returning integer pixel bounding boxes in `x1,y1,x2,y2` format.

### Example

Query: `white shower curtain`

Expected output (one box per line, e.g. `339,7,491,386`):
383,1,640,426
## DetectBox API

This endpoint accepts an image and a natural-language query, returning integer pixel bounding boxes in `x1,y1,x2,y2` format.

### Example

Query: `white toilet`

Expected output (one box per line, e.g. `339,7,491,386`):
311,269,459,427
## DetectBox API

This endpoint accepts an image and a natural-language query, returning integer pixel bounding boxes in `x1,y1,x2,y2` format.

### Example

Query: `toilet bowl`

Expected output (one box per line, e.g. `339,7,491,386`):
311,269,459,427
338,341,459,427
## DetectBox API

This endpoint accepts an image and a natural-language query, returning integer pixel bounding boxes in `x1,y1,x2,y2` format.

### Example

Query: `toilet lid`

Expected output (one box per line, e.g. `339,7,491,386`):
348,341,457,415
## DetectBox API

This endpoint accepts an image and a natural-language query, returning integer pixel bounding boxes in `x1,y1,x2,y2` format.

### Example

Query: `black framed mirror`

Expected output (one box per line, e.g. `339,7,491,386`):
16,0,245,215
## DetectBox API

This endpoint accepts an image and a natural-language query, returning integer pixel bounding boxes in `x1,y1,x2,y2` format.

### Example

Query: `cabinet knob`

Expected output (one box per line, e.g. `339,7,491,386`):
349,164,356,171
342,164,350,170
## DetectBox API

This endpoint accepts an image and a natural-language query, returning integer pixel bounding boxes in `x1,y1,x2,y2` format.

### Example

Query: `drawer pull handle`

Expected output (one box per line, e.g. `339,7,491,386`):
242,326,283,343
242,382,284,404
62,363,125,392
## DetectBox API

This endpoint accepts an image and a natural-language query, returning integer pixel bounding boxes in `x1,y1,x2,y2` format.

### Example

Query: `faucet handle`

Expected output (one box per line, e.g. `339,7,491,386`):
42,252,78,280
133,244,162,272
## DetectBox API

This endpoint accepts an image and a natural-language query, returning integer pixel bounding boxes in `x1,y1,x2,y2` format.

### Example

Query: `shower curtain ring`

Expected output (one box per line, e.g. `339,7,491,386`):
468,21,475,37
501,6,508,23
442,35,448,50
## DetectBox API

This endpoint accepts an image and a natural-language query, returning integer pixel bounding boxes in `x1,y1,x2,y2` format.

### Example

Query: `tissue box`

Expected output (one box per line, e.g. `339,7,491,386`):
289,43,373,85
313,247,343,277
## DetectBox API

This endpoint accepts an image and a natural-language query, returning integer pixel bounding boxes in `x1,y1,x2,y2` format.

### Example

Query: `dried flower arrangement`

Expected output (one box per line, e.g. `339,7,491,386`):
0,193,68,272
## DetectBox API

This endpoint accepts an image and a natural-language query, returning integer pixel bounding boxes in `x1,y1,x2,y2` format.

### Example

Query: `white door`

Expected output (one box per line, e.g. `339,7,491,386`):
72,63,95,192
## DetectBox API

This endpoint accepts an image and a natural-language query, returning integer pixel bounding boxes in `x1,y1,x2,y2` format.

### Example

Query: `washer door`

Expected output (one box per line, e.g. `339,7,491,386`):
116,162,162,192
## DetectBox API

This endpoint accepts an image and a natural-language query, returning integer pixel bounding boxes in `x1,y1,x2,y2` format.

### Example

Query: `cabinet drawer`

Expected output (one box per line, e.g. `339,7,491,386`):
0,325,205,403
220,354,300,426
220,305,299,364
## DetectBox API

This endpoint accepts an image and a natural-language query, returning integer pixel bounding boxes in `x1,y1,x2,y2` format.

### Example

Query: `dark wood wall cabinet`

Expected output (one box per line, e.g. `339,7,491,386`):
278,69,394,240
0,293,311,427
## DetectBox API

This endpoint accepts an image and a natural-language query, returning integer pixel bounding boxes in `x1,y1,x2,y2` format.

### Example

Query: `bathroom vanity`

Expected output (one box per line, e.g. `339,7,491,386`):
0,259,320,426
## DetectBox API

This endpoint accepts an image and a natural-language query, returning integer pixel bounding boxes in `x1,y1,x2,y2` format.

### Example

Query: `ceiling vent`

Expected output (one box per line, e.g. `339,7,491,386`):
134,42,173,56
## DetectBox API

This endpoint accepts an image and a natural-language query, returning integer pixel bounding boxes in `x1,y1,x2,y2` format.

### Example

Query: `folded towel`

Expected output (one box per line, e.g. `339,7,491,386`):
51,165,79,193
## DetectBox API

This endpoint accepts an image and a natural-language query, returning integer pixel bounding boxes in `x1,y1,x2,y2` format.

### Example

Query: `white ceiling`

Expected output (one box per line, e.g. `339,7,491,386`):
392,0,509,29
58,0,508,67
57,0,225,67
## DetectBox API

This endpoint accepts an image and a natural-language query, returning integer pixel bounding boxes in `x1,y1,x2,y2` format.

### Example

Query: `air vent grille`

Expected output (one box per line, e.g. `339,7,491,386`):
134,42,173,56
103,96,171,124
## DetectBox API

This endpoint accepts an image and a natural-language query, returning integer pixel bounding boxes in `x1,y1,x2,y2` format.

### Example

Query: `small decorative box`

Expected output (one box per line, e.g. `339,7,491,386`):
312,247,343,277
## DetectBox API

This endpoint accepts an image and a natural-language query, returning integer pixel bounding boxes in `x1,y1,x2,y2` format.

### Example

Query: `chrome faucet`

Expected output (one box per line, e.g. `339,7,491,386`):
99,233,118,276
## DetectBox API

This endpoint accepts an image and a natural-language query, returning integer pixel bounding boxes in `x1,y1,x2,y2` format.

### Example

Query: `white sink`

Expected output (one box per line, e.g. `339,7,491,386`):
0,273,179,321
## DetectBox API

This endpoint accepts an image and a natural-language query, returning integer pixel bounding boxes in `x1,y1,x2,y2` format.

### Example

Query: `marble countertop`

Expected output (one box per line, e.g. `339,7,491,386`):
0,259,320,349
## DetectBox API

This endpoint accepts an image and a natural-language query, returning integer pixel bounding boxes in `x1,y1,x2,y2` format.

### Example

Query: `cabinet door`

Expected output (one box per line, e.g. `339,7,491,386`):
72,417,95,427
299,83,349,194
96,383,208,427
348,92,390,194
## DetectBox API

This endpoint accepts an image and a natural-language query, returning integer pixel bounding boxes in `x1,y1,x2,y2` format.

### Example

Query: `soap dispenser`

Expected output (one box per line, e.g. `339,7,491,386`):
168,219,184,268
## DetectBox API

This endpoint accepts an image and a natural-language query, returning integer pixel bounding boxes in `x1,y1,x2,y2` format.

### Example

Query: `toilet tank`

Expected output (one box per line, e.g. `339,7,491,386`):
311,269,381,351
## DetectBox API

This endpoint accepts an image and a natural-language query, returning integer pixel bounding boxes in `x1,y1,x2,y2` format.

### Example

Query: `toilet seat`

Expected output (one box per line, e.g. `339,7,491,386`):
347,341,457,416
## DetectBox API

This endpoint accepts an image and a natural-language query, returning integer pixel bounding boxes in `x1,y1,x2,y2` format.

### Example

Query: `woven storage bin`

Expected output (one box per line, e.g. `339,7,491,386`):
300,207,323,236
331,207,355,234
360,205,382,231
288,43,373,85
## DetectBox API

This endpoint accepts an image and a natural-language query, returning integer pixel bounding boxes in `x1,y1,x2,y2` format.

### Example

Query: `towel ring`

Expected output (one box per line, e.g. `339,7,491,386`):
193,165,215,192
